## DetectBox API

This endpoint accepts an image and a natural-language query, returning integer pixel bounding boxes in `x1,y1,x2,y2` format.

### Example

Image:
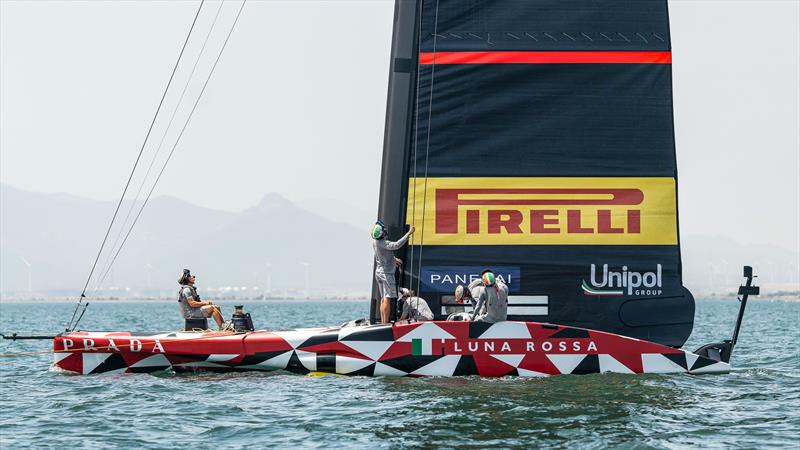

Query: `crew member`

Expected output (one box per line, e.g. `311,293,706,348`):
450,282,484,321
371,221,414,323
177,269,225,330
398,288,433,322
455,285,470,305
468,270,508,323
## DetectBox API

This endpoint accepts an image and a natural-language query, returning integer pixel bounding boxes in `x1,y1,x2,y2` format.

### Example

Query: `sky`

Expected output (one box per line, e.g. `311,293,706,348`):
1,0,798,254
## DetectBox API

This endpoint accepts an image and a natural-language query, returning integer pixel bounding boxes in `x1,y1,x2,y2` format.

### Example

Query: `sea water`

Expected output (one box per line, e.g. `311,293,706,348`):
0,299,798,449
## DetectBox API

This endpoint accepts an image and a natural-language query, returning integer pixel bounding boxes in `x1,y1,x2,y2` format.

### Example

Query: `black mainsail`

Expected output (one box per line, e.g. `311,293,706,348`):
374,0,693,347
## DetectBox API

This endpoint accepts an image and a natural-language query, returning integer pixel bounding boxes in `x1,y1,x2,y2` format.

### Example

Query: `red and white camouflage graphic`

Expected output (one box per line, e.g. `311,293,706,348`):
52,321,728,376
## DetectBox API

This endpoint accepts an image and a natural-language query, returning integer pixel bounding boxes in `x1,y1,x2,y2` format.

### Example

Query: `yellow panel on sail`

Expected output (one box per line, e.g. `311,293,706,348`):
405,177,677,245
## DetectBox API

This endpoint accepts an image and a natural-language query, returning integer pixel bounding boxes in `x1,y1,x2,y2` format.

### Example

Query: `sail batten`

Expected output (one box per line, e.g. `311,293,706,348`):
419,0,672,52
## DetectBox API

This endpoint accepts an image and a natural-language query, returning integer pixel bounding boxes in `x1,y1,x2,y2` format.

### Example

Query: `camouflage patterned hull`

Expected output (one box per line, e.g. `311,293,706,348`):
52,321,728,376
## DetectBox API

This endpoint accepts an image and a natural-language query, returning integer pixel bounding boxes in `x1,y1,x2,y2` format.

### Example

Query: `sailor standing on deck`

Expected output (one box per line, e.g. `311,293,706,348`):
468,270,509,323
371,221,414,323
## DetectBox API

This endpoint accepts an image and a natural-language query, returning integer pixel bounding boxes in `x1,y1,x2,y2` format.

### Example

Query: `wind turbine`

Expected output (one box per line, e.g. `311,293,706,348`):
763,260,775,288
720,259,730,292
20,256,32,294
262,262,272,300
145,263,153,288
707,263,714,292
299,262,310,298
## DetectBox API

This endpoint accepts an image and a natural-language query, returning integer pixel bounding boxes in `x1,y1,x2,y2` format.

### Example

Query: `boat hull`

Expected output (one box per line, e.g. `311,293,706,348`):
52,321,728,376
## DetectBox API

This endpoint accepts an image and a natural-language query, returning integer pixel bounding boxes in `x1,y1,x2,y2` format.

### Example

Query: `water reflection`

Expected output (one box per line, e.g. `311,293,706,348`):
374,374,692,447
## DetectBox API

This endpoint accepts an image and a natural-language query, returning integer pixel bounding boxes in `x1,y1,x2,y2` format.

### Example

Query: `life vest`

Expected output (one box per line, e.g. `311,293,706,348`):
178,284,200,302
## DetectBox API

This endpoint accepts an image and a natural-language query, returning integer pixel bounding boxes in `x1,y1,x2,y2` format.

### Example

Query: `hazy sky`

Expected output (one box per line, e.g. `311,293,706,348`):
1,0,798,253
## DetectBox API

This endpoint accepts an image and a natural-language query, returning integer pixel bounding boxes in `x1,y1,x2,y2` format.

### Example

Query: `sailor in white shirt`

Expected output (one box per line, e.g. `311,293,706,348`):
371,221,415,323
398,288,434,322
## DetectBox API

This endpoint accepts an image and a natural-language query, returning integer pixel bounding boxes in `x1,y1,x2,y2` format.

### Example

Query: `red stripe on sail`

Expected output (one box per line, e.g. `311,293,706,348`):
418,51,671,65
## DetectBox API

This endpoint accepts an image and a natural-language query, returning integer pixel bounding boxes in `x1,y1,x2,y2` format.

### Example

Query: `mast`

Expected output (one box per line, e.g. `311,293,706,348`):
371,0,420,322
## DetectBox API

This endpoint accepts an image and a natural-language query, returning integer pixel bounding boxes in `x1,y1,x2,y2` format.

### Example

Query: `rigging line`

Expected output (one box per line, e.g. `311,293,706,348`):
415,0,439,297
93,0,227,291
65,0,206,331
72,303,89,331
407,0,425,291
85,0,248,315
92,0,246,295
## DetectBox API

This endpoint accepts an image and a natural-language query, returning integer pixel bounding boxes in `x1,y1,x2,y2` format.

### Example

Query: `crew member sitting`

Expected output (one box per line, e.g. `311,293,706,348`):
177,269,225,330
398,288,433,322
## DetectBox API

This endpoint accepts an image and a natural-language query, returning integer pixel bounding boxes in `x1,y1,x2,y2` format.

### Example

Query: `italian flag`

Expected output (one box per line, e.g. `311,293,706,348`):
412,338,443,356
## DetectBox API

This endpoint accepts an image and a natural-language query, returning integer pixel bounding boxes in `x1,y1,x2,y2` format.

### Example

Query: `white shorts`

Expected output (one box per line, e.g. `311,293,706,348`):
186,306,212,319
375,271,397,298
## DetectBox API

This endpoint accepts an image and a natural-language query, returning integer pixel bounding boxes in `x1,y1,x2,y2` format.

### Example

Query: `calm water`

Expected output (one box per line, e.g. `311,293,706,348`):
0,299,798,449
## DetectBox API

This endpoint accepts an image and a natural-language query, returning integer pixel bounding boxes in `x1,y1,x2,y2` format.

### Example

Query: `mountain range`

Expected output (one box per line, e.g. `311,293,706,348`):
1,183,797,296
0,184,374,296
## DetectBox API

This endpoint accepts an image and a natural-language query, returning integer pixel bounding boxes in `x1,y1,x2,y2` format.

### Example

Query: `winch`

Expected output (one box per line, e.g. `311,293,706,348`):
231,305,254,332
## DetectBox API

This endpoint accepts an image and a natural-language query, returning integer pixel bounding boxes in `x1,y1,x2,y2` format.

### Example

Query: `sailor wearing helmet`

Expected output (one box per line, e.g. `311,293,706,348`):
371,221,414,323
469,270,508,323
449,283,479,321
453,270,508,323
398,288,433,322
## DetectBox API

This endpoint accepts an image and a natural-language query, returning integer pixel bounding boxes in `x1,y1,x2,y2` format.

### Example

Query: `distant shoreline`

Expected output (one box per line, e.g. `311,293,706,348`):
0,297,370,304
0,296,796,304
